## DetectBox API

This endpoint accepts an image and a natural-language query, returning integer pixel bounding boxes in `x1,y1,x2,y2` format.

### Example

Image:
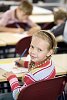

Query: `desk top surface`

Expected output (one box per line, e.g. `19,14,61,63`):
0,32,28,46
0,32,64,47
56,35,64,42
0,54,67,82
0,40,6,46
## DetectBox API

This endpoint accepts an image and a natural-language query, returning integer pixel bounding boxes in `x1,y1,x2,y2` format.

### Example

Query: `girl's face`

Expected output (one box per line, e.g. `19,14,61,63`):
16,8,29,21
29,36,53,62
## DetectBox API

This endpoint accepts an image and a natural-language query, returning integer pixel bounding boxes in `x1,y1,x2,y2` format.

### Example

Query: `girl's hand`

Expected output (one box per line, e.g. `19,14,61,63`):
17,28,24,33
15,60,23,67
3,72,14,78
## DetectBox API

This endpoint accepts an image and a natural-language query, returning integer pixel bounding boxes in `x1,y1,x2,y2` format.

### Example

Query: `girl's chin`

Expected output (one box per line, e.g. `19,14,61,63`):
30,57,38,62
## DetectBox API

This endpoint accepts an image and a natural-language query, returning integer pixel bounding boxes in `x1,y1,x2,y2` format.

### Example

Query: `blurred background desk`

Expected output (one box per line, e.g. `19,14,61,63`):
52,54,67,76
0,32,28,45
0,32,28,58
56,35,67,54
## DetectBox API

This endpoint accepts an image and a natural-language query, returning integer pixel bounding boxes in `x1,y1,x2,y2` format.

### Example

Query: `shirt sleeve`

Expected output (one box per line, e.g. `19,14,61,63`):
7,74,21,91
7,74,26,100
24,61,29,68
50,22,65,37
0,10,11,26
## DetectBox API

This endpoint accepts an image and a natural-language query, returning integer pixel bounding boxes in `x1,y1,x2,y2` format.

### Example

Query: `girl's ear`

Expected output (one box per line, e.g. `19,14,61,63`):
47,49,54,57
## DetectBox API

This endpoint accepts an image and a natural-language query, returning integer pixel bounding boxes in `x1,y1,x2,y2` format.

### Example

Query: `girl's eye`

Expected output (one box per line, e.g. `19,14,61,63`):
30,45,34,49
38,48,42,52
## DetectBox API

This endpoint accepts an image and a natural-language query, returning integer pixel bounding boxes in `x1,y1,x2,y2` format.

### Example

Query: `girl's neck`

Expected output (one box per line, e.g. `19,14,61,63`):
28,58,50,71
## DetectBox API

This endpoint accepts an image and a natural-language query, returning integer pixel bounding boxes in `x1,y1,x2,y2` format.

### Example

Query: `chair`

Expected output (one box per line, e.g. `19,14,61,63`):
17,75,67,100
15,36,32,57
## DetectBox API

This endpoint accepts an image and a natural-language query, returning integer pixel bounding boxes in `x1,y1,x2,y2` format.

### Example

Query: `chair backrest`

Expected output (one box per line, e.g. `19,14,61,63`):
15,36,32,56
17,76,66,100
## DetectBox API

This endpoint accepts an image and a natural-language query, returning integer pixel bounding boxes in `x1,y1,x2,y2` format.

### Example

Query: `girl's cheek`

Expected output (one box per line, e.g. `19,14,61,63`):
39,53,46,58
28,48,31,54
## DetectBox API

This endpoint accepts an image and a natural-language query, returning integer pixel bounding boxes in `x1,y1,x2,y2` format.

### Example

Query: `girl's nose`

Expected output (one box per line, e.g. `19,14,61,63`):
31,48,37,54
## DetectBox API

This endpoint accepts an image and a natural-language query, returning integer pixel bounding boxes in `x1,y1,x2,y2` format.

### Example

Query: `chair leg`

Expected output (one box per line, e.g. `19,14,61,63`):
57,91,66,100
62,91,66,100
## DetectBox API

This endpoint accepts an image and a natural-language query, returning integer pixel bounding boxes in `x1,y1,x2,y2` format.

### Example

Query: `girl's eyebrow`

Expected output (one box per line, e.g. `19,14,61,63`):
30,44,43,51
38,47,43,51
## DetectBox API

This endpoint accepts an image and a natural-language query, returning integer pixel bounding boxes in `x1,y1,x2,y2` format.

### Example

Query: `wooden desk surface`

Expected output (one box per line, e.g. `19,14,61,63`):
52,54,67,73
0,33,64,46
56,35,64,42
0,57,26,82
29,14,54,23
0,54,67,82
0,32,63,47
0,32,28,46
0,40,6,46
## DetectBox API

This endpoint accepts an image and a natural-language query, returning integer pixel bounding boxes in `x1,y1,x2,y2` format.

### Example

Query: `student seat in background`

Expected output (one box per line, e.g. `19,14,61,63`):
15,36,32,57
17,75,67,100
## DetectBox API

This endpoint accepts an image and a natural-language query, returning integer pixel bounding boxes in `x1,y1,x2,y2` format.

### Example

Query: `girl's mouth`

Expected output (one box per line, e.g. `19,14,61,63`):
30,55,37,59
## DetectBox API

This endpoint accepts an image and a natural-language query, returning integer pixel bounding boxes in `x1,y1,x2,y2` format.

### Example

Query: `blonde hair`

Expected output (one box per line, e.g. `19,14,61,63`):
33,30,57,53
19,1,33,15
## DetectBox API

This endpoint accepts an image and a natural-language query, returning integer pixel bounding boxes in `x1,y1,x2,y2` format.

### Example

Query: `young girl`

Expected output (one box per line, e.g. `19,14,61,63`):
3,30,57,100
0,1,40,34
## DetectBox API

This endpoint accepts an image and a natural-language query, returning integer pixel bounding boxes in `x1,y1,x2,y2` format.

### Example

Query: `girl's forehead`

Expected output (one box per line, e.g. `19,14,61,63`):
32,36,45,42
31,36,49,49
32,36,43,43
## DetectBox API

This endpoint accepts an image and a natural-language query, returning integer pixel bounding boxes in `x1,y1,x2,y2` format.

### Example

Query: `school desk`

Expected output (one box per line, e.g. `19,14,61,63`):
0,32,29,58
0,32,28,45
0,32,64,47
56,35,64,42
0,54,67,82
0,40,6,46
52,54,67,75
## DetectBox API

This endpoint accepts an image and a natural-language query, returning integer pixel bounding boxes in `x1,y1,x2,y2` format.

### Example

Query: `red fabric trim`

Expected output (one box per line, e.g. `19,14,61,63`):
11,83,20,91
35,60,50,68
24,75,35,85
7,74,17,81
24,61,29,68
48,69,56,79
33,61,52,75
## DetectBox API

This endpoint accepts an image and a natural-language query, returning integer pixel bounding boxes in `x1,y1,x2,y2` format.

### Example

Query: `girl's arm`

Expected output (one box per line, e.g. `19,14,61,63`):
3,72,25,100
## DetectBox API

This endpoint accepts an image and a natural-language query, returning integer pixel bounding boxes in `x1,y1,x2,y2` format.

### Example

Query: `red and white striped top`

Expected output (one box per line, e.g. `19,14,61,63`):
7,59,56,100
